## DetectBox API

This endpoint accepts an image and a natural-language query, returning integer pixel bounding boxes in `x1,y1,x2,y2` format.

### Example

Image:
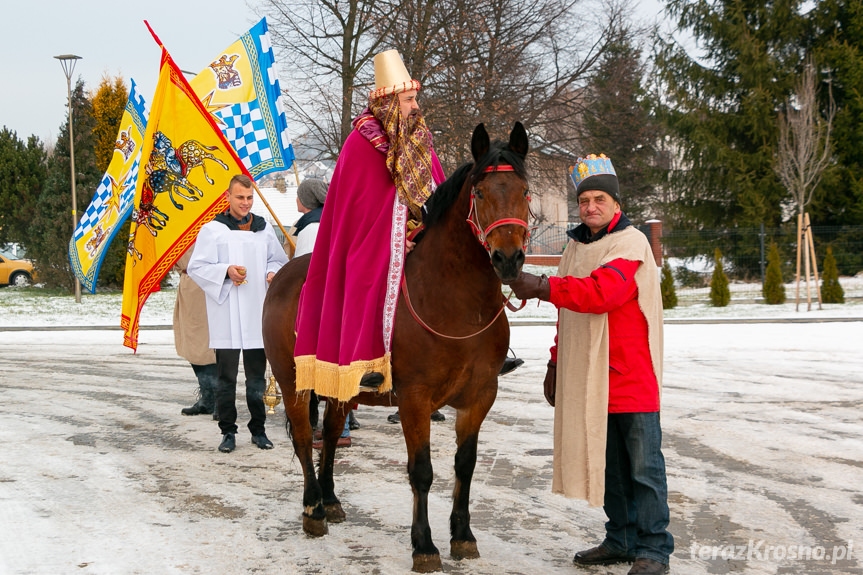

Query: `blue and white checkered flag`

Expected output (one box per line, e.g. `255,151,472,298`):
190,18,295,180
69,79,149,293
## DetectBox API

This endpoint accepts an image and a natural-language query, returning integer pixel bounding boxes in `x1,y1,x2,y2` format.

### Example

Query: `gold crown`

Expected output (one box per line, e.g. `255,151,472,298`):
370,50,421,99
569,154,616,188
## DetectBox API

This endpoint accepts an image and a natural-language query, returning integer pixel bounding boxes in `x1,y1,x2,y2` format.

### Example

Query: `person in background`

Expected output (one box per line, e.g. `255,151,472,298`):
292,177,327,258
173,243,218,419
292,177,358,445
505,154,673,575
188,174,289,454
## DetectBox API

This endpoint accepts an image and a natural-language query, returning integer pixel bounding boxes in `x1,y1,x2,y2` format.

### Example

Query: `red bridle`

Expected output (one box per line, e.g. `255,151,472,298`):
466,165,533,252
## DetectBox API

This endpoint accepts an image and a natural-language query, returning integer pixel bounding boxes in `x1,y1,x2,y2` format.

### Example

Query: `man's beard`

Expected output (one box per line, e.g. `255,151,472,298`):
402,108,432,151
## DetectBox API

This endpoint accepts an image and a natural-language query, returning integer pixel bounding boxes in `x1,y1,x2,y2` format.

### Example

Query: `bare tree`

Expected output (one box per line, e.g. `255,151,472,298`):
382,0,627,172
375,0,628,227
259,0,398,161
775,57,835,311
261,0,628,224
775,57,835,219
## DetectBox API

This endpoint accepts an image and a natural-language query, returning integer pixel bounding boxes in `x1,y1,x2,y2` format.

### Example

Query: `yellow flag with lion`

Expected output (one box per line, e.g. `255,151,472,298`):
121,46,247,351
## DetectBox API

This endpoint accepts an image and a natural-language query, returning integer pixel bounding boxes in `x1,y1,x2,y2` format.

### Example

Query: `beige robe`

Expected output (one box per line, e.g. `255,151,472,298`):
172,246,216,366
552,226,663,506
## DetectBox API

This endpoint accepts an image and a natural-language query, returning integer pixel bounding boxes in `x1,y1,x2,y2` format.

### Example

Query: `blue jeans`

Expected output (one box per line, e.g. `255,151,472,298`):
602,411,674,564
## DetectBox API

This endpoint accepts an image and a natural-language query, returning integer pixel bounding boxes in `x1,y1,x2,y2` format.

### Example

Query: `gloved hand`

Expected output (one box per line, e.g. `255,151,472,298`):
506,272,551,301
543,360,556,406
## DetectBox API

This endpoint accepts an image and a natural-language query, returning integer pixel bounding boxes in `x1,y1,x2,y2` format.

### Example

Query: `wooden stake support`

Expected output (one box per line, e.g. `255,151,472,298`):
794,212,822,311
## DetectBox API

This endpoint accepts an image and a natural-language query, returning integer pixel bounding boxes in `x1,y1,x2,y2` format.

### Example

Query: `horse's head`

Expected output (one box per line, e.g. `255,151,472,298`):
468,122,531,282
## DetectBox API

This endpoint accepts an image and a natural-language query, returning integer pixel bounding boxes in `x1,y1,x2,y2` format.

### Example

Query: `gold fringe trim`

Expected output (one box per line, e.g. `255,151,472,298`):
295,353,392,403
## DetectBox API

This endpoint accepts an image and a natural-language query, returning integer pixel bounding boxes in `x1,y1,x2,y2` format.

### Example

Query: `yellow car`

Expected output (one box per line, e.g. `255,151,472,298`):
0,247,35,287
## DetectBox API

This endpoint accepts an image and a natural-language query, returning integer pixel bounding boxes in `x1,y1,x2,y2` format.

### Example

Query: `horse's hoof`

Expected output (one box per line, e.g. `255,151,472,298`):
324,502,346,523
412,554,442,573
450,540,480,560
302,514,328,537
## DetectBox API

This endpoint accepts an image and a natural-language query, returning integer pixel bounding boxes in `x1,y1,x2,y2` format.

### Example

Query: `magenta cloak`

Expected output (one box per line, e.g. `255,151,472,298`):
294,128,445,401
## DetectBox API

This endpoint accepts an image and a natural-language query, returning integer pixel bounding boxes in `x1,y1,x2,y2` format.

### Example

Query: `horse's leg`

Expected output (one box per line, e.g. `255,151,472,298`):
262,262,330,537
317,399,349,522
166,186,185,210
200,161,214,185
401,404,442,573
450,389,495,561
172,180,201,202
282,390,329,536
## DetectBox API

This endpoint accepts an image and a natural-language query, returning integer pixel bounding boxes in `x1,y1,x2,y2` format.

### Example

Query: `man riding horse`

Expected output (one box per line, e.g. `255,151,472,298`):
293,50,447,402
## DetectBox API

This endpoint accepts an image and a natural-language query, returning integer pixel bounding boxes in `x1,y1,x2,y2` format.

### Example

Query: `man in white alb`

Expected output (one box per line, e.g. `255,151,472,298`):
188,174,288,453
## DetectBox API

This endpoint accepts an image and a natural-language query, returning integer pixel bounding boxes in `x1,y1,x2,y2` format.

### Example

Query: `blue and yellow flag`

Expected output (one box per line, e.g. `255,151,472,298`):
69,80,149,293
121,46,247,351
189,18,294,179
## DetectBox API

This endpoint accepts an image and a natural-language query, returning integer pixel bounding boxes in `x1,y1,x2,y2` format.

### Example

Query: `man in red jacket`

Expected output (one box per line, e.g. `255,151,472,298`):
506,154,673,575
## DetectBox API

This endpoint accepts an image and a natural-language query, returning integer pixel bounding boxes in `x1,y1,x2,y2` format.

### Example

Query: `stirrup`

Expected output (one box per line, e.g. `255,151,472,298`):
358,372,384,392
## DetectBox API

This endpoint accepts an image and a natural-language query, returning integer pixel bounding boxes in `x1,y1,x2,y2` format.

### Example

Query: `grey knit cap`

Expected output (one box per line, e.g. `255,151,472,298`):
297,178,328,209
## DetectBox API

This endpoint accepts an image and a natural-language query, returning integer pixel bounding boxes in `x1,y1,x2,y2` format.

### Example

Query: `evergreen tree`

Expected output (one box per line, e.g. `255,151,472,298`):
91,75,128,173
821,246,844,303
762,242,786,304
28,79,100,290
808,0,863,226
710,247,730,307
654,0,806,229
660,260,677,309
0,128,46,246
581,31,660,222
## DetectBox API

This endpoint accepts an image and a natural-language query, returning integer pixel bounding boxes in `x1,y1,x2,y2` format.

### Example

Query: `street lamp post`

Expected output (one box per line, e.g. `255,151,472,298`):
55,54,83,303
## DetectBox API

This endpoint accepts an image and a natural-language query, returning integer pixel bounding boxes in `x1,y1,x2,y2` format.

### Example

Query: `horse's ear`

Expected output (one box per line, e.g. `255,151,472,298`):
509,122,529,157
471,123,490,163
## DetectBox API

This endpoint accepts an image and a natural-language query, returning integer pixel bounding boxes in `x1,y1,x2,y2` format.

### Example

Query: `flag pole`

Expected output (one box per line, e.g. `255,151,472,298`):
293,162,301,186
251,182,295,250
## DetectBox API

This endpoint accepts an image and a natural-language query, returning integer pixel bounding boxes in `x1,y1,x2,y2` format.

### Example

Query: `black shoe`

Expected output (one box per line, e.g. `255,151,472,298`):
181,402,213,416
358,372,385,392
387,411,400,424
251,433,274,450
499,357,524,376
628,558,669,574
218,433,236,453
348,411,360,430
573,544,636,566
431,410,446,422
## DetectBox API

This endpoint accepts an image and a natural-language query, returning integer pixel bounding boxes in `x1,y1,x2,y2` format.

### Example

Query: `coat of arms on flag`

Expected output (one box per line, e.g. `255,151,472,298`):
121,46,248,351
69,80,148,293
189,17,295,179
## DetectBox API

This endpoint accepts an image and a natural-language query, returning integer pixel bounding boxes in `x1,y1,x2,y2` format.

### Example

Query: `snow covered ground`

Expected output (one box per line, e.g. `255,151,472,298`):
0,285,861,574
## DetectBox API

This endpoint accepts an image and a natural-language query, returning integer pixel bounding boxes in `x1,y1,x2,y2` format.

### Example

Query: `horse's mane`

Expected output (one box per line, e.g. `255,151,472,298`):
423,162,472,228
423,140,528,229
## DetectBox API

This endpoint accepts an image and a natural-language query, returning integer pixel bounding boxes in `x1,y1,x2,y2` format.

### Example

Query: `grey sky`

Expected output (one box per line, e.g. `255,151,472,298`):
1,1,258,144
1,0,669,147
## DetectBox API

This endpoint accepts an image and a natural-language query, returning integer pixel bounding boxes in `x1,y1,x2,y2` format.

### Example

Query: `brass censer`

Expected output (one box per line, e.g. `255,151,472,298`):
263,375,282,415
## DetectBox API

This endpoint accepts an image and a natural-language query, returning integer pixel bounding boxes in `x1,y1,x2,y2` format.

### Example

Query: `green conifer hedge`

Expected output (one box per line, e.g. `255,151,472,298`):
821,246,845,304
661,261,677,309
710,248,731,307
762,242,786,304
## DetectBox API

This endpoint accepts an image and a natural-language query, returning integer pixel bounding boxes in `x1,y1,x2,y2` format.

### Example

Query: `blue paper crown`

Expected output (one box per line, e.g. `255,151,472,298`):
570,154,616,188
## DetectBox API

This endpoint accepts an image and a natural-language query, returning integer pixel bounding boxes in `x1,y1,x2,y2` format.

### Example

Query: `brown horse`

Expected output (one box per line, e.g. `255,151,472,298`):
262,121,530,572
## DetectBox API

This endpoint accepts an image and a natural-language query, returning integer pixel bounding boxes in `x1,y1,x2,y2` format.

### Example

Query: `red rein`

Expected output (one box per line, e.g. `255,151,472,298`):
467,164,532,252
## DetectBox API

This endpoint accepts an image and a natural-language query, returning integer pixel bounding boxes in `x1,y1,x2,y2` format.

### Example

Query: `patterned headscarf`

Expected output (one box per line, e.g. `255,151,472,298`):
366,93,436,219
